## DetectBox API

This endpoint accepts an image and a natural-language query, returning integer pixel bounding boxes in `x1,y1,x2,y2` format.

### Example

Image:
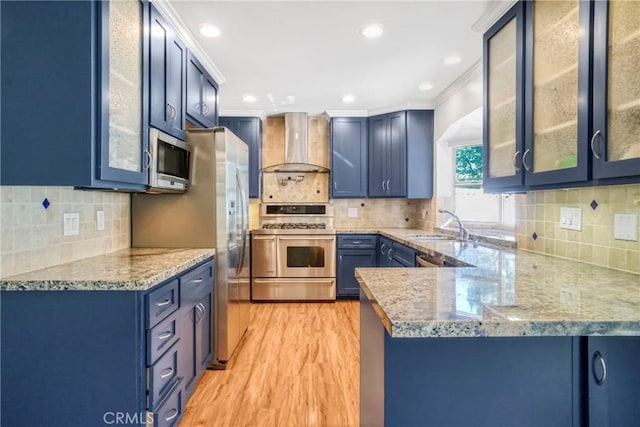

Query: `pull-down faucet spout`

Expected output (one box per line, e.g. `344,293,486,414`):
438,209,469,241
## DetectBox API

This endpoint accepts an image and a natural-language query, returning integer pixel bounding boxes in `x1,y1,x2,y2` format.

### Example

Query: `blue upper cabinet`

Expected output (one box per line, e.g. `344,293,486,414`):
368,112,406,197
523,0,592,187
483,2,526,192
591,0,640,180
368,110,433,198
149,4,186,140
0,0,149,190
331,117,368,198
186,51,219,128
219,117,262,198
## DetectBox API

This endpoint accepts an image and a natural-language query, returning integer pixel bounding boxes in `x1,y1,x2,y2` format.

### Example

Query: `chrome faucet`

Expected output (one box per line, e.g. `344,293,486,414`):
438,209,469,241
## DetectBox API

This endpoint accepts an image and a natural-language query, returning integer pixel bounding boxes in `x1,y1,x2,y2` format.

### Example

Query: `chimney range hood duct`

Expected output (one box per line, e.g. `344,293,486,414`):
262,112,329,173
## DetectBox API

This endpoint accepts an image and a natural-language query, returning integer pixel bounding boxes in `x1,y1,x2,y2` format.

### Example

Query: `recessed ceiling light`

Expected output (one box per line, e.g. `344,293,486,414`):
200,24,221,38
443,55,462,65
418,83,434,91
360,24,383,38
243,94,257,103
341,94,356,103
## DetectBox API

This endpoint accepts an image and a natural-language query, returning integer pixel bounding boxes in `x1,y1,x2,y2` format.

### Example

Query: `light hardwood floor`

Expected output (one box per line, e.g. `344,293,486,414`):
180,301,360,427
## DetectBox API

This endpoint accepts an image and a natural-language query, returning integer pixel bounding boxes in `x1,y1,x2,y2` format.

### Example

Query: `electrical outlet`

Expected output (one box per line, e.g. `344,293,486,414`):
613,213,638,241
96,210,105,231
63,213,80,236
348,208,358,218
559,207,582,231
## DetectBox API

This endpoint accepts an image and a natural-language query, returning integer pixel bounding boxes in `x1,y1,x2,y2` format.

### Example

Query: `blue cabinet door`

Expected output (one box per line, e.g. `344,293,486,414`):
406,110,434,199
149,5,185,140
482,2,526,192
587,337,640,427
591,1,640,180
331,117,368,198
387,112,407,197
220,117,262,198
186,52,218,128
378,236,394,267
0,1,147,190
195,292,212,374
368,116,388,197
337,249,376,298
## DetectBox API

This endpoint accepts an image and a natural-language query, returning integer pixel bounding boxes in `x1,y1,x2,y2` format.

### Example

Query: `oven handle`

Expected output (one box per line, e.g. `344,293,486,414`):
276,236,336,241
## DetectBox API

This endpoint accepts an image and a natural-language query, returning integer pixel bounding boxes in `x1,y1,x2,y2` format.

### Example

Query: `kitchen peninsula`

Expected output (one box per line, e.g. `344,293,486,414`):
356,230,640,427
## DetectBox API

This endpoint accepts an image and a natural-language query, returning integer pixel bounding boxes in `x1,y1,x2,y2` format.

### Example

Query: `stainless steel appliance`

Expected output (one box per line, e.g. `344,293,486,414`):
147,128,191,193
132,127,250,368
252,204,336,301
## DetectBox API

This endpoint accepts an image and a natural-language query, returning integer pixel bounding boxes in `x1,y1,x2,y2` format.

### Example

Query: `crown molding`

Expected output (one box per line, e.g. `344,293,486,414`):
367,101,434,117
151,0,226,85
431,60,482,108
219,109,267,120
472,0,518,33
324,110,369,118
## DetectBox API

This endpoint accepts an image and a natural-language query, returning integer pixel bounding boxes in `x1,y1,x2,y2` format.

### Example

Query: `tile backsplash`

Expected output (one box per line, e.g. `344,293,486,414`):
0,186,130,277
516,184,640,274
333,198,433,230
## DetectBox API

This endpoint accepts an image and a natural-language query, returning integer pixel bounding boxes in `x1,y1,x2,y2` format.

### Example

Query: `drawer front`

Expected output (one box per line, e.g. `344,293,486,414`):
392,241,416,267
180,260,213,301
153,378,183,427
337,234,378,249
146,279,179,328
147,314,180,365
148,343,179,410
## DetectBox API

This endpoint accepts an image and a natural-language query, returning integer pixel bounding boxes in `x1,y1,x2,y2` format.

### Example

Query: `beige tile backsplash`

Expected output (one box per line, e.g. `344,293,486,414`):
516,184,640,274
0,186,130,277
333,199,433,229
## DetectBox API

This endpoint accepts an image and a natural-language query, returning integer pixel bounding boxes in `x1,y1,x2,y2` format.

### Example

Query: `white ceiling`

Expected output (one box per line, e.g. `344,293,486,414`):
168,1,509,116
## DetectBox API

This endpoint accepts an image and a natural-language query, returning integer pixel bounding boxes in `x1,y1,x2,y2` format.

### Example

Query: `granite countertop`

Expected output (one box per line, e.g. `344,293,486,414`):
354,228,640,338
0,248,215,291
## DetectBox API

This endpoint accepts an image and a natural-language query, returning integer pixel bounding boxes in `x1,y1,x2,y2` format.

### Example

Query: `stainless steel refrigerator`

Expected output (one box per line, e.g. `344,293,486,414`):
131,127,250,368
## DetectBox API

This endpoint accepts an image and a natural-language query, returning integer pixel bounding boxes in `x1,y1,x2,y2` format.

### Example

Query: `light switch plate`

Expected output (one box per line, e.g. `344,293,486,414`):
63,213,80,236
96,210,105,231
348,208,358,218
559,207,582,231
614,213,638,241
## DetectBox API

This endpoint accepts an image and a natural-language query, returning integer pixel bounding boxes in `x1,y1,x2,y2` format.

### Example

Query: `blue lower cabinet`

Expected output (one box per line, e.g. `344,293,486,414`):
391,241,416,267
0,257,214,427
337,249,376,298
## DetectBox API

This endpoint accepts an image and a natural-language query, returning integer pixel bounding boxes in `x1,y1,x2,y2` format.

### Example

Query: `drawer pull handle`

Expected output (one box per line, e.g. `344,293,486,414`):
156,298,172,307
165,408,179,422
351,241,362,245
160,367,174,379
592,350,607,385
158,331,173,340
590,129,602,160
191,278,203,283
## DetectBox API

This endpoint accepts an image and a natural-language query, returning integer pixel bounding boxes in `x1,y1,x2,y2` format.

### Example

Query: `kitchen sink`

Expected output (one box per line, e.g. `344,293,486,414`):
409,234,458,241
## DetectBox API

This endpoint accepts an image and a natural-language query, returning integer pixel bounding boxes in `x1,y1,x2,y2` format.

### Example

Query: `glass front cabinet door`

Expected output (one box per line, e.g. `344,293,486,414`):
483,2,525,191
591,0,640,179
524,0,592,187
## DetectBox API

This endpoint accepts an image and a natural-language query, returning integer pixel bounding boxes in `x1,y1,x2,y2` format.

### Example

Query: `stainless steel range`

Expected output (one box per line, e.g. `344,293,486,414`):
251,204,336,301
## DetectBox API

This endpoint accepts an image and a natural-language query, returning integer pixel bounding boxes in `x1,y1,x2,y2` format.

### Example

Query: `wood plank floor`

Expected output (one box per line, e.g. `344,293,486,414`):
180,301,360,427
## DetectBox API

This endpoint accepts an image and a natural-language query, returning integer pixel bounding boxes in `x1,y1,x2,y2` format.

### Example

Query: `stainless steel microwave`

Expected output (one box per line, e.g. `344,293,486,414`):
148,128,191,193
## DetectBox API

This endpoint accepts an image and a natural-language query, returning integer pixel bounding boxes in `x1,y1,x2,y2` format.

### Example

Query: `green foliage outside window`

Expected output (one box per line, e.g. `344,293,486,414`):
455,145,483,184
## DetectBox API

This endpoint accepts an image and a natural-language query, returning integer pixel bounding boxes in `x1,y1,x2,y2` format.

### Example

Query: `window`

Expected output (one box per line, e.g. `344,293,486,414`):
454,145,515,227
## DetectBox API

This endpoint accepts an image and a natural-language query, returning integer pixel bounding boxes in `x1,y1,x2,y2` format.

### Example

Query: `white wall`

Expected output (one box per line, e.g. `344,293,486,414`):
433,65,483,226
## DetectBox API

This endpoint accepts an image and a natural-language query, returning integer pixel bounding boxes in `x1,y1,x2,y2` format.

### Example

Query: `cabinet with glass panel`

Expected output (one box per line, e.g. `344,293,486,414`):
591,0,640,179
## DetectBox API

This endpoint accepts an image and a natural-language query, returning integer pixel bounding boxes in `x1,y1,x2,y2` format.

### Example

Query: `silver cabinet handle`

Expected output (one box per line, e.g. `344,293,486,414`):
158,331,172,340
160,367,174,379
380,243,386,255
144,149,152,171
387,247,393,261
195,303,203,322
381,180,385,191
351,241,362,245
191,278,203,284
334,182,337,190
165,409,179,422
202,102,210,115
522,149,532,172
167,103,177,121
593,350,607,385
513,150,521,172
590,129,602,160
156,298,171,307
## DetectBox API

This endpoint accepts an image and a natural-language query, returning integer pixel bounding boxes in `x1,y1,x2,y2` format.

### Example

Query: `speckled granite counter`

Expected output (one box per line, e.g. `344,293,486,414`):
353,228,640,338
0,248,215,291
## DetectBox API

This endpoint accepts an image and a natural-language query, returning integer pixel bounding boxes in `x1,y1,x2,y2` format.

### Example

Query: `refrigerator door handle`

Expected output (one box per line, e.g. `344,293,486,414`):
235,168,248,275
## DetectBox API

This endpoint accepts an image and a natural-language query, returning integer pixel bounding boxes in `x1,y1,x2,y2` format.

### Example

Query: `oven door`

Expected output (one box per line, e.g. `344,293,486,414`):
276,236,336,278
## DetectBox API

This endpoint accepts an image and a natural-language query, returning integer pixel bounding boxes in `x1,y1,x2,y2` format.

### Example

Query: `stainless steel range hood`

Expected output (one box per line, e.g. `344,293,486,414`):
262,112,329,173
